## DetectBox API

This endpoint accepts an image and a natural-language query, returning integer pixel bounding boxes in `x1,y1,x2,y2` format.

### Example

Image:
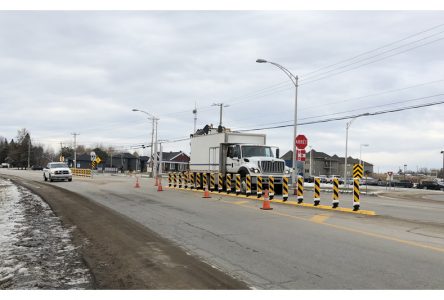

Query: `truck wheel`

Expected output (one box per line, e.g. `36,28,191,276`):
44,174,47,182
49,175,54,182
68,178,72,182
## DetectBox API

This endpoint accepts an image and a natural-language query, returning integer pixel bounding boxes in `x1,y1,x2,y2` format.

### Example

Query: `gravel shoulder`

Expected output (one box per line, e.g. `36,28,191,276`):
3,175,249,289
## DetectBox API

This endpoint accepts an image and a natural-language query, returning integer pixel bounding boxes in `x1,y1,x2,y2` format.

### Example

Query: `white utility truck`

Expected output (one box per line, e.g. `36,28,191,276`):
189,125,290,193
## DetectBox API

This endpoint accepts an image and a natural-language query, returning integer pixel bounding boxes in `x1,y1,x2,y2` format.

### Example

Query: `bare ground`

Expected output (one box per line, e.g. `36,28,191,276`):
3,175,249,289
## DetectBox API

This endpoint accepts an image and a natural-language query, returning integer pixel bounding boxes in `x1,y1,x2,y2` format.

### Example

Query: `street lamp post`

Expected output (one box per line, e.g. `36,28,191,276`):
441,151,444,180
132,109,159,178
256,58,298,185
344,113,370,188
404,164,407,180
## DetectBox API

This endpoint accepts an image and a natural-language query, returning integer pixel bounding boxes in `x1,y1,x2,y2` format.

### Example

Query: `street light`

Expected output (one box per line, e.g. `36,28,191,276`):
404,164,407,180
256,58,298,185
441,150,444,180
132,108,159,178
344,113,370,187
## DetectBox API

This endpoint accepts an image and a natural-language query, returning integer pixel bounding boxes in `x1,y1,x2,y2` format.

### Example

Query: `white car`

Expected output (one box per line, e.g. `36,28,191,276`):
43,162,72,182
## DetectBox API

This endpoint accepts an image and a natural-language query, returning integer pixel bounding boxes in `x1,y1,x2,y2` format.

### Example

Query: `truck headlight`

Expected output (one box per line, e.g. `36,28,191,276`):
249,167,260,173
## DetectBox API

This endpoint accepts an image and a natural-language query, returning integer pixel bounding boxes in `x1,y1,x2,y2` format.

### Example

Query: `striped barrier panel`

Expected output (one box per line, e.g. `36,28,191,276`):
235,174,241,195
218,173,223,193
203,173,208,190
257,175,263,198
173,172,177,187
246,175,252,196
314,177,321,206
190,172,195,189
282,176,289,201
269,176,275,200
196,172,201,189
353,178,360,211
226,174,232,194
71,168,92,177
168,173,172,187
184,172,188,189
332,178,339,208
297,175,304,204
210,173,215,191
178,172,183,188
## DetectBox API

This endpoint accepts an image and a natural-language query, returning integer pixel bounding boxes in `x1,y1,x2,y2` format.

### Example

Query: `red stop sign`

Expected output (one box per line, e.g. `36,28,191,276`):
295,134,308,149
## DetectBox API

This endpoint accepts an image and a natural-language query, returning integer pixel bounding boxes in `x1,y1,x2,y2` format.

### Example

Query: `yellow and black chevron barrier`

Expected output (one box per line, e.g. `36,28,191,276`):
210,173,215,191
168,173,172,187
353,164,363,179
314,177,321,206
203,173,208,190
235,174,241,195
297,175,304,204
190,172,195,189
282,176,289,201
196,172,201,189
353,178,360,211
257,175,263,198
218,173,223,192
226,174,232,194
184,172,189,189
268,176,275,200
173,172,177,187
332,177,339,208
179,172,183,188
246,175,252,196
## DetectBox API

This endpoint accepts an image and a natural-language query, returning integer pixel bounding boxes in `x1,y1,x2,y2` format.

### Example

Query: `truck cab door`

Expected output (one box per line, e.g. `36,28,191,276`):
226,145,241,173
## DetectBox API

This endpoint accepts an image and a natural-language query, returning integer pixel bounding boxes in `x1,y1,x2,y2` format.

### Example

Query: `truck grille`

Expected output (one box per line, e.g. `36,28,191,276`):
260,161,284,174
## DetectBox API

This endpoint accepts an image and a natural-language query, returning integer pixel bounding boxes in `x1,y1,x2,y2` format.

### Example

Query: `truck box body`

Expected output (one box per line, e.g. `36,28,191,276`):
190,132,266,172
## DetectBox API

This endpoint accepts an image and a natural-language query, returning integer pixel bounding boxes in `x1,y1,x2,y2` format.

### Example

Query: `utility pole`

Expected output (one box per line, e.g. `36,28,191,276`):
193,103,197,133
212,102,229,128
72,133,79,168
27,139,31,169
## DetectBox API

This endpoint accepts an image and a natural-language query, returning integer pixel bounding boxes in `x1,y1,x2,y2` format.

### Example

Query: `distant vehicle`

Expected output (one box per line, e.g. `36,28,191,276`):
318,175,328,183
43,162,72,182
326,175,343,184
363,177,380,186
416,181,442,190
1,163,10,168
394,180,414,188
31,165,43,170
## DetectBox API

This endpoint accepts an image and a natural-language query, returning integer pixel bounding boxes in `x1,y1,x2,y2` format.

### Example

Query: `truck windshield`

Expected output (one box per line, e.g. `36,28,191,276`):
241,146,274,158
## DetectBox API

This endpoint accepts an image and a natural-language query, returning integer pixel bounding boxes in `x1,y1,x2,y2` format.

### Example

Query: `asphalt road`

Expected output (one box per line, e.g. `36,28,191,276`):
2,169,444,289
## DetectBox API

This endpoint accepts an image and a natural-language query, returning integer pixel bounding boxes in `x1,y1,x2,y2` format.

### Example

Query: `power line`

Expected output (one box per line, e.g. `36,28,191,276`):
301,36,444,85
235,99,444,132
302,23,444,78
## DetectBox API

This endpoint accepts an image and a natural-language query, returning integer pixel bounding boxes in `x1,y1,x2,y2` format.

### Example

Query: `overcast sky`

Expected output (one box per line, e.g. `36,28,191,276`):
1,10,444,173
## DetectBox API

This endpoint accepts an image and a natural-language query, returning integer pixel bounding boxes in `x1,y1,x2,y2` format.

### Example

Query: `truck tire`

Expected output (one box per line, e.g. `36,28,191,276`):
44,174,47,182
49,175,54,182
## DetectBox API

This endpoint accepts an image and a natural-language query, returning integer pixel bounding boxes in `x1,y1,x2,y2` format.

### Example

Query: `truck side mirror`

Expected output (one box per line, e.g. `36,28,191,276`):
276,148,280,158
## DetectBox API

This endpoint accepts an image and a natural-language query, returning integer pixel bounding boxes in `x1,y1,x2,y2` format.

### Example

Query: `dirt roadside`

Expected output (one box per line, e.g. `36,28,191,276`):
3,175,249,289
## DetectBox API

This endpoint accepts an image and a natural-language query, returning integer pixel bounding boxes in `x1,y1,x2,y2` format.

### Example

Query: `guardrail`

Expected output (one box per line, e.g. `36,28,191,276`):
70,168,92,177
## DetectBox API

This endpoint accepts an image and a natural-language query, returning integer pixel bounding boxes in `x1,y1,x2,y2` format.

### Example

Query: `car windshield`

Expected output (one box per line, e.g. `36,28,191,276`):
50,163,68,168
241,146,274,158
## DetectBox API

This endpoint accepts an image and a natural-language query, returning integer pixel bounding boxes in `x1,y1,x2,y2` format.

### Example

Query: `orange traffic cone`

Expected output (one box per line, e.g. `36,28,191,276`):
134,177,140,188
203,186,211,198
261,189,273,210
157,178,163,192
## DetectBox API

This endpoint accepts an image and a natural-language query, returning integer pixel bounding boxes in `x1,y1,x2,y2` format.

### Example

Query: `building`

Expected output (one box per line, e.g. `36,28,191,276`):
155,151,190,172
281,149,373,178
